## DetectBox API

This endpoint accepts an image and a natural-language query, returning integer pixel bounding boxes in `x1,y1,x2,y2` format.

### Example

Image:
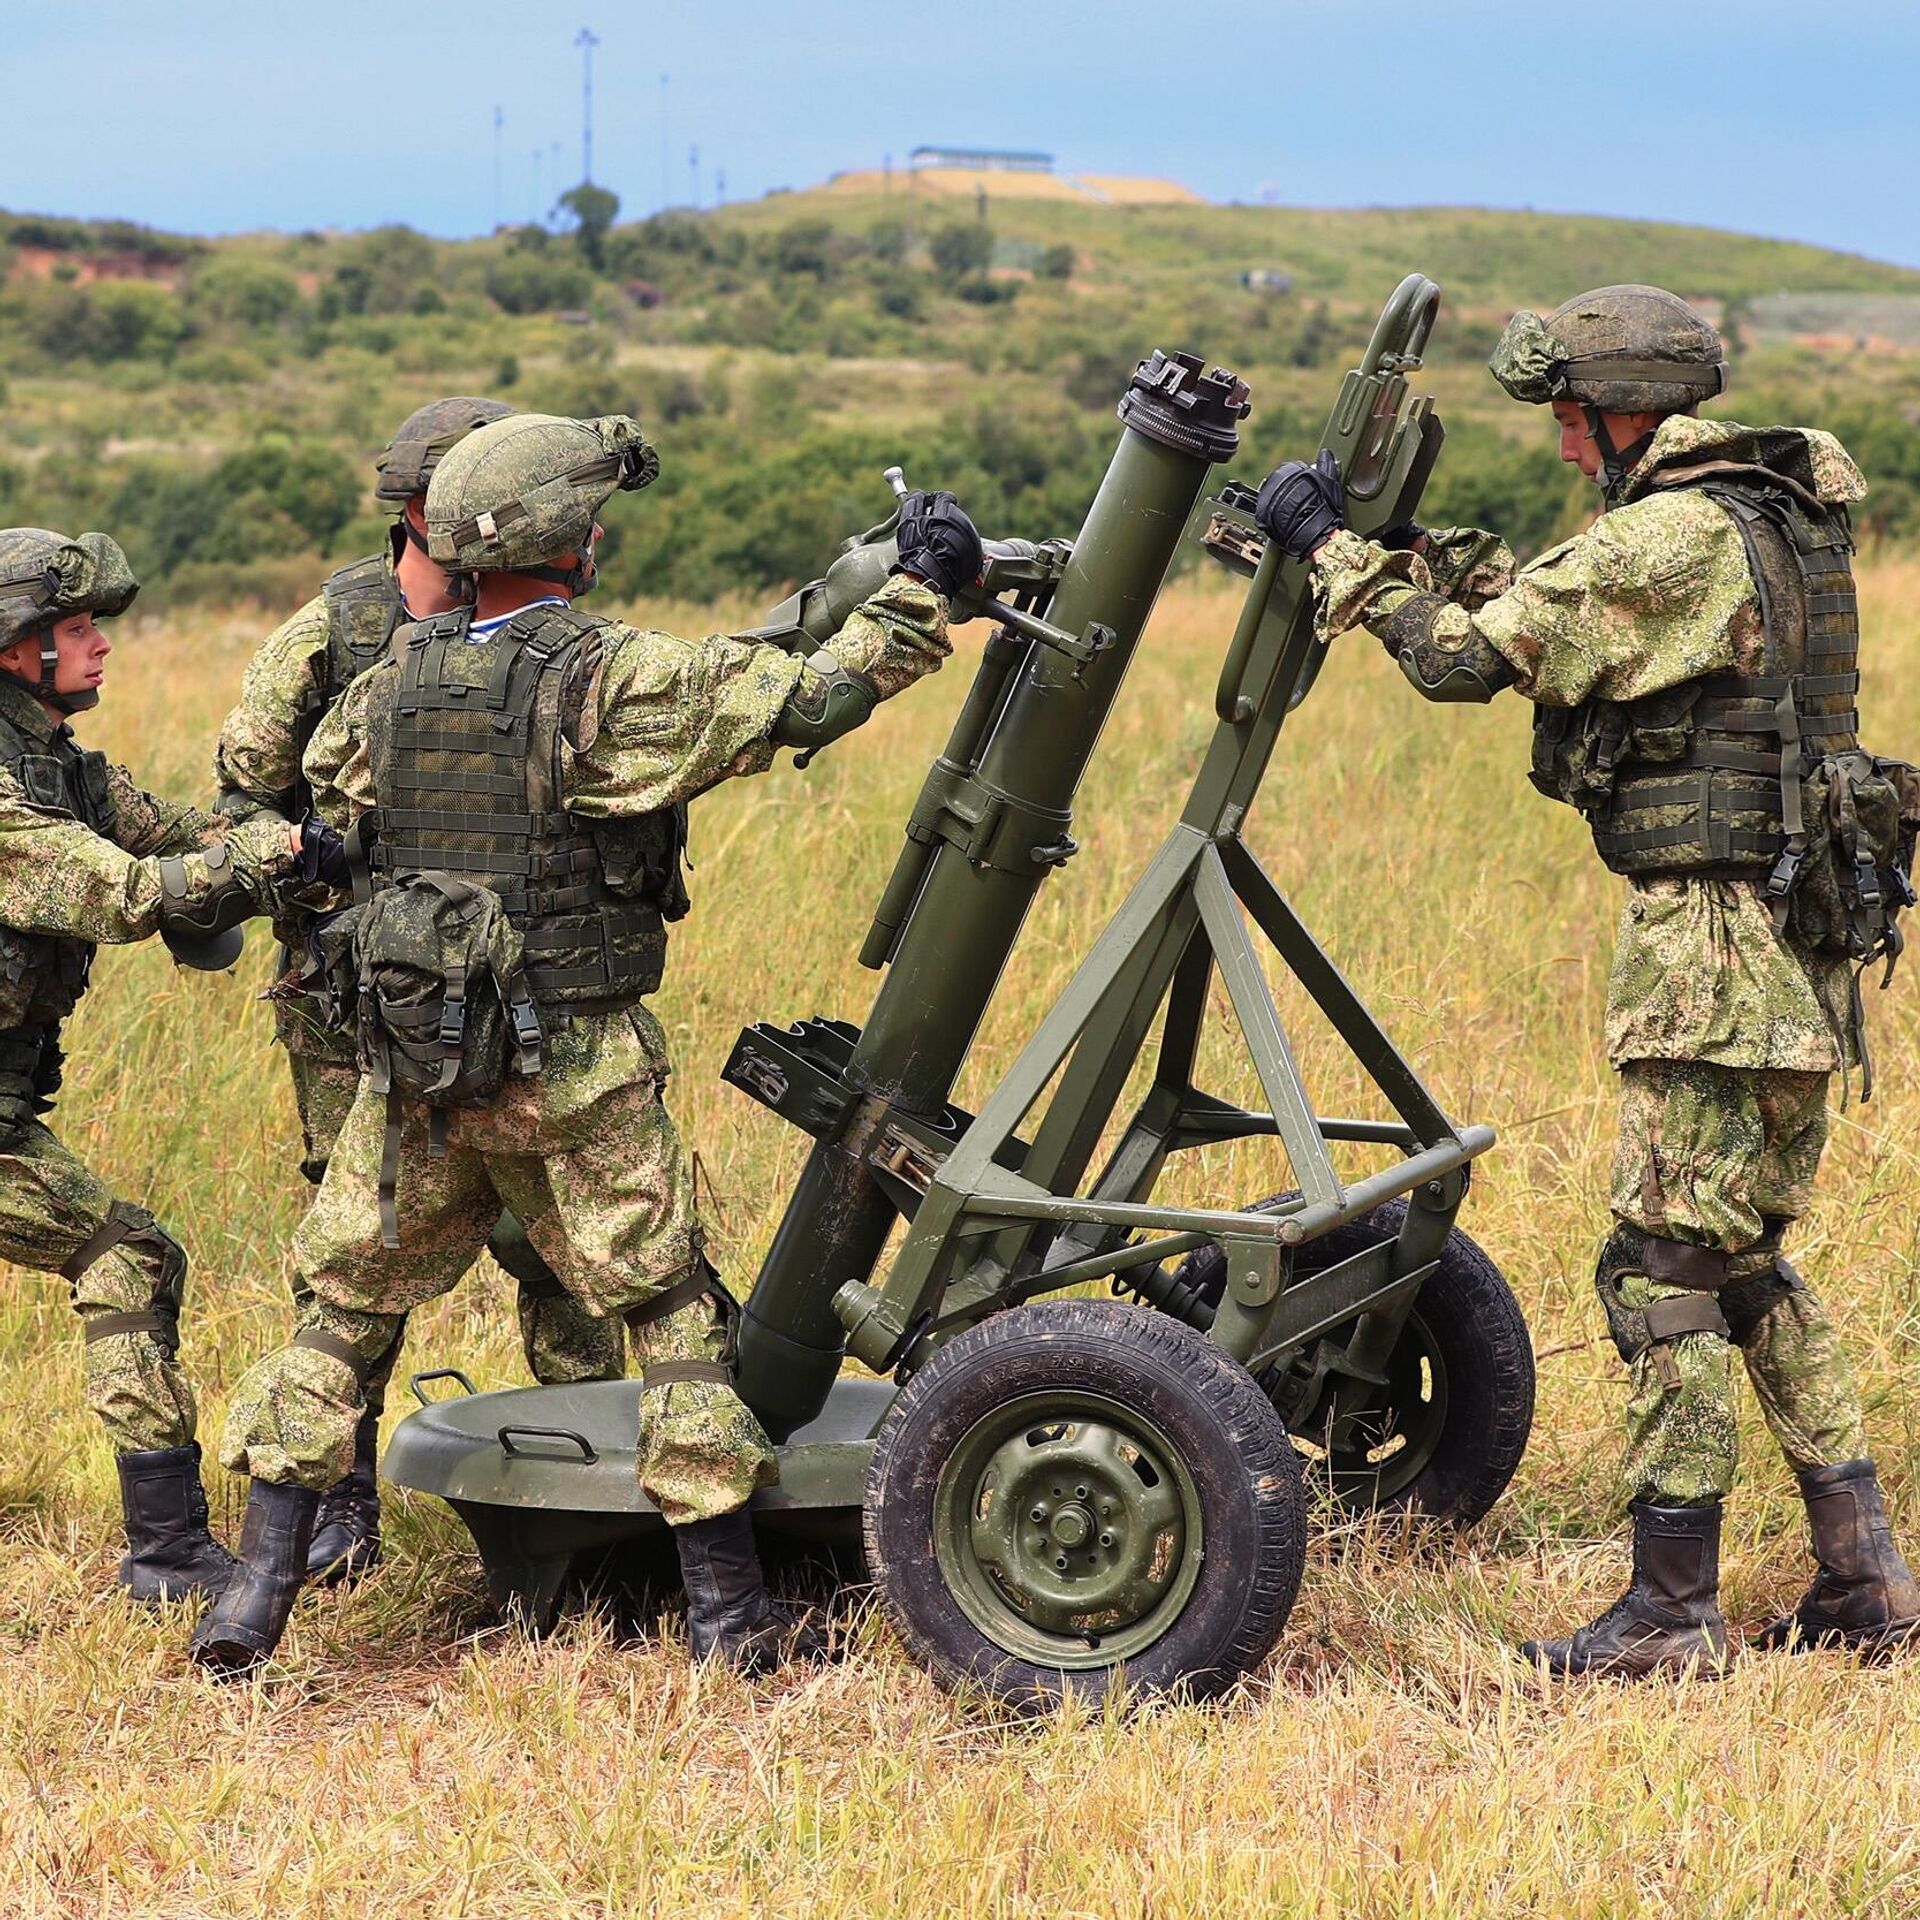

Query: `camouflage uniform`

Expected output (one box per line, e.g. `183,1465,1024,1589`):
216,559,622,1396
221,571,951,1522
1312,414,1873,1507
0,644,286,1455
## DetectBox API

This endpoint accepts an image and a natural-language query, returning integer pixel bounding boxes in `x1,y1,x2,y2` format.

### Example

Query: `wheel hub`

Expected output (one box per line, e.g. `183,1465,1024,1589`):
935,1392,1202,1664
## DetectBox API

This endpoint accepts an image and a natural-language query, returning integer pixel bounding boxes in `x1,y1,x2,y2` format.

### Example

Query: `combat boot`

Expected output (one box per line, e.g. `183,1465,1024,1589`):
1523,1501,1728,1679
116,1444,236,1603
1759,1459,1920,1656
187,1480,318,1680
674,1508,829,1675
305,1409,382,1588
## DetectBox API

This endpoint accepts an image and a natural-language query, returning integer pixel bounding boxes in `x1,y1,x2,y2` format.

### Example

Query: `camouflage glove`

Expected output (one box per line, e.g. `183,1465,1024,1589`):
894,490,983,600
1255,449,1345,561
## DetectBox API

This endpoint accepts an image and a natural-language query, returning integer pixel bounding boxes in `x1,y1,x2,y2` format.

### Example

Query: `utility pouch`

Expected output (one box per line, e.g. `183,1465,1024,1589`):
1783,751,1917,964
591,803,691,921
346,872,543,1246
1529,699,1640,814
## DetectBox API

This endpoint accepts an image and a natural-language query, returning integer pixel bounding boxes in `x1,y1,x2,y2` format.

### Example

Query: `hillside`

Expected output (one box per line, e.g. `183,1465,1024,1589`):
4,193,1920,610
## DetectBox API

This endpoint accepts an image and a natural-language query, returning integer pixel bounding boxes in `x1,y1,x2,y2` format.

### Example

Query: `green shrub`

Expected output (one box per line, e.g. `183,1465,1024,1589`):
929,222,991,281
765,221,836,279
485,252,592,315
190,257,303,328
3,280,187,364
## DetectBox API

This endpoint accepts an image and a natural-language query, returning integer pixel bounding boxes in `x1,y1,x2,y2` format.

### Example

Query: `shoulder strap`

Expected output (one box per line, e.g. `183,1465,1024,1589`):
321,554,405,699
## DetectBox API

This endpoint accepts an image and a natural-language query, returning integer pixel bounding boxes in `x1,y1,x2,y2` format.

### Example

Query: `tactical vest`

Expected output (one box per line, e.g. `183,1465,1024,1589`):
0,683,114,1029
1530,469,1860,888
288,555,405,813
365,603,688,1012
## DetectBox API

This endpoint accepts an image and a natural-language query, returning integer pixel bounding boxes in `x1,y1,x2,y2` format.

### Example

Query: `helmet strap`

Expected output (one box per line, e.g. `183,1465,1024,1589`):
389,514,431,566
1582,403,1659,501
0,625,95,717
523,554,596,596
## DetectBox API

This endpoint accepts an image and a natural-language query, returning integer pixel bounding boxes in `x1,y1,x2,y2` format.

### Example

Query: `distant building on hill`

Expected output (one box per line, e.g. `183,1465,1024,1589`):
909,146,1053,174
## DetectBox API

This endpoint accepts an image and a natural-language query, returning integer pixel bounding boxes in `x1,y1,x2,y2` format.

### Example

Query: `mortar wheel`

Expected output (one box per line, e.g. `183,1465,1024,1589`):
1170,1195,1533,1527
864,1298,1306,1712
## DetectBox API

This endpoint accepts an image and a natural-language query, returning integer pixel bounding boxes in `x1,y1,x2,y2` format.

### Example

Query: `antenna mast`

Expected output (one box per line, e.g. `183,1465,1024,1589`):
575,26,600,183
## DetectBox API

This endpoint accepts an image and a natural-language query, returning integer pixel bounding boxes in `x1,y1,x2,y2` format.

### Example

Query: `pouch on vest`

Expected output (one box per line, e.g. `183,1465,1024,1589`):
345,871,542,1246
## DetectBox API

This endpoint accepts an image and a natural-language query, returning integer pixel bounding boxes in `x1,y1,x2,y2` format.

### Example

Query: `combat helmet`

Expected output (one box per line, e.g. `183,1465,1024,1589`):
0,528,139,714
1489,285,1728,487
425,413,659,593
375,396,514,564
373,396,516,504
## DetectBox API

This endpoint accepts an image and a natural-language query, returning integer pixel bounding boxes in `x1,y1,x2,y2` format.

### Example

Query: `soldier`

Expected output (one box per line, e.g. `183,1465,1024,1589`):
0,528,288,1600
190,412,982,1678
1255,285,1919,1676
214,398,624,1591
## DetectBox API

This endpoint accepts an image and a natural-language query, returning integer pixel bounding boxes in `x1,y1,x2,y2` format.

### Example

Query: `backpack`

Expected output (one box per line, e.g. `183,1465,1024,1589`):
318,871,541,1245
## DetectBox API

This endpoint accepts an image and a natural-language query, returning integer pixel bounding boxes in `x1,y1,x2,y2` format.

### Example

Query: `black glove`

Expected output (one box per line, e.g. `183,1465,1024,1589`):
1377,519,1427,551
296,814,351,889
1254,449,1345,561
894,489,984,600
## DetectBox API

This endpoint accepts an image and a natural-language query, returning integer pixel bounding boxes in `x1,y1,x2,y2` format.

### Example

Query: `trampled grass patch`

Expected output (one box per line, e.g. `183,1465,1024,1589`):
3,563,1919,1915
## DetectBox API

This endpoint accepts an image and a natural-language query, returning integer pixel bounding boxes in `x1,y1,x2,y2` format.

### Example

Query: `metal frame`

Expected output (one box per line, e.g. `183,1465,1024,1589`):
831,276,1491,1437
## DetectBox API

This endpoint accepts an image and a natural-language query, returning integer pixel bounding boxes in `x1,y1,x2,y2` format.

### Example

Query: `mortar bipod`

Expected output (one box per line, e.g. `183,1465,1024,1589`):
831,273,1492,1401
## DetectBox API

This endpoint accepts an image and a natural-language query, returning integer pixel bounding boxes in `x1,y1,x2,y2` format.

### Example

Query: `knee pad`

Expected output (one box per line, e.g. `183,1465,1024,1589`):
1593,1224,1731,1382
65,1203,188,1354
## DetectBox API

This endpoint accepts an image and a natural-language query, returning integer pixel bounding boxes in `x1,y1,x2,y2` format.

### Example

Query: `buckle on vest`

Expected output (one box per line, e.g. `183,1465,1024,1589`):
1765,849,1802,898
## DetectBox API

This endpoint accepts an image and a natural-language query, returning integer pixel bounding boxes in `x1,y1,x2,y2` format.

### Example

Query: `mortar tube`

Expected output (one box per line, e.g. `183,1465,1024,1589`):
735,353,1247,1439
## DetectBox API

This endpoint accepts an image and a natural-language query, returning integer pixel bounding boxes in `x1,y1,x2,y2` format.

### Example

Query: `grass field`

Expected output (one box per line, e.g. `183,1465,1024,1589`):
5,549,1920,1917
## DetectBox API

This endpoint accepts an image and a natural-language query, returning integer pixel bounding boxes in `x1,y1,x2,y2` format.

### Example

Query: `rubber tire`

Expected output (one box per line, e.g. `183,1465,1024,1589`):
865,1298,1307,1712
1170,1196,1533,1528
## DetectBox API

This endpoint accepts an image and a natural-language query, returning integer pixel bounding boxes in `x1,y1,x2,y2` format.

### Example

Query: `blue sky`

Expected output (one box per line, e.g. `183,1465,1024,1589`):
9,0,1920,266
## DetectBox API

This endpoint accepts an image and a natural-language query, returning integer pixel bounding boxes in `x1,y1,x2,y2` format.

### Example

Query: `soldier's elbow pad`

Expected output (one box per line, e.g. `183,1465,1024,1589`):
772,653,880,754
1393,634,1517,704
155,844,262,942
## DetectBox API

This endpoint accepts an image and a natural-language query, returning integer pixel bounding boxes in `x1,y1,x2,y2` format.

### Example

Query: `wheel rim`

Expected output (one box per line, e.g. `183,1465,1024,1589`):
932,1389,1205,1668
1292,1306,1451,1507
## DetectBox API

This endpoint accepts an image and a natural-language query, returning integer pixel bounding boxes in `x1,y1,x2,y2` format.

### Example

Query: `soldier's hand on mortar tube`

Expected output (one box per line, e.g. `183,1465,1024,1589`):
294,814,351,889
894,489,984,600
1255,449,1345,561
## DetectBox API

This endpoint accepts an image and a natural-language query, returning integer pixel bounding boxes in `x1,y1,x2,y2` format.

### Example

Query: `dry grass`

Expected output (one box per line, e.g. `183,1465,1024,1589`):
5,558,1920,1917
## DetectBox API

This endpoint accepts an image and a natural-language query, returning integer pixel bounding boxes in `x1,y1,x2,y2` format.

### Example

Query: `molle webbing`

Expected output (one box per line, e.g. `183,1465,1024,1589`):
287,556,403,814
320,556,404,703
0,708,110,1022
369,605,669,1009
1589,475,1860,881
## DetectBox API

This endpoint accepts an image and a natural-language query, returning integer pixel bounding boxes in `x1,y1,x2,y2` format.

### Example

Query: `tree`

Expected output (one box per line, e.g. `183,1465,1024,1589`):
557,183,620,271
930,221,992,282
